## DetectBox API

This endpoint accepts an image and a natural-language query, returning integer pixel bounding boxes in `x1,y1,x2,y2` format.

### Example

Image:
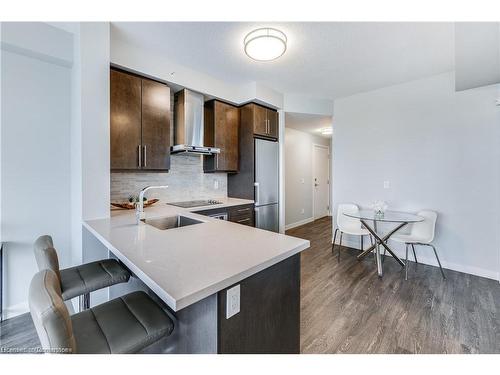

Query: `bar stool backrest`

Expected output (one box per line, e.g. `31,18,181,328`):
33,235,61,283
411,210,438,243
337,203,362,232
29,269,76,353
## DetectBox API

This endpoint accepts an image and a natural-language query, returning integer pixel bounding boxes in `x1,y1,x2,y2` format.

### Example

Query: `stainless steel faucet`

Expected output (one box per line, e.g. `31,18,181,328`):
136,185,169,224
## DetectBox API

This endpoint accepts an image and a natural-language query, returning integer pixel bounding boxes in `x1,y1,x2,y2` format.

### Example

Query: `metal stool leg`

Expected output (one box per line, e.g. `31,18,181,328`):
338,232,343,263
405,243,409,280
429,244,446,279
361,235,364,251
332,228,338,254
79,293,90,311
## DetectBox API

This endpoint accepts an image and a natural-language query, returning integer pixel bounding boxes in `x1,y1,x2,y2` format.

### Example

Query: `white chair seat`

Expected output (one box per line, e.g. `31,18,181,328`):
341,227,370,236
391,233,431,244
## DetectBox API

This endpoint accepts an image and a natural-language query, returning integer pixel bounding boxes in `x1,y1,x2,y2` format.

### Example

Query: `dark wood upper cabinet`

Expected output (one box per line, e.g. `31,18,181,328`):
248,103,278,140
110,70,142,170
141,79,171,170
204,100,239,173
253,104,268,137
110,68,171,171
266,109,279,139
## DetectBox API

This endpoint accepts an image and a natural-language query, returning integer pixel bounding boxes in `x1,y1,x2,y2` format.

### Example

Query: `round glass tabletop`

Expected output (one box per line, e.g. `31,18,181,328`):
344,210,424,223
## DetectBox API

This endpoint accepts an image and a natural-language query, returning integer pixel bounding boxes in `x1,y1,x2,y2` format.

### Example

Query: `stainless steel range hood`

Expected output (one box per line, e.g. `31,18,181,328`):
171,89,220,155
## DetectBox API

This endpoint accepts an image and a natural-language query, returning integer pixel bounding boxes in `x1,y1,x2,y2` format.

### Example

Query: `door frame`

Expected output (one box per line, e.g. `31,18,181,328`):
312,143,330,220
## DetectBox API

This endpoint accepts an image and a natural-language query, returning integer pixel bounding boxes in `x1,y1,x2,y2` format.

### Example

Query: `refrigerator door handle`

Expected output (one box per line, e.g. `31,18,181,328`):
254,182,260,206
255,207,259,228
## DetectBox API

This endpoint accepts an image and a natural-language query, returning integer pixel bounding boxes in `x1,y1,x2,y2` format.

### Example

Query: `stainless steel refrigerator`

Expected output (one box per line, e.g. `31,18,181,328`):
254,138,279,232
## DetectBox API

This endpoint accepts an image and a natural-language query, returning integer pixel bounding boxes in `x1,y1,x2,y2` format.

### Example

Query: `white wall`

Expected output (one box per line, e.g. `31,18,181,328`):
1,23,74,318
0,22,111,318
332,72,500,280
285,127,330,229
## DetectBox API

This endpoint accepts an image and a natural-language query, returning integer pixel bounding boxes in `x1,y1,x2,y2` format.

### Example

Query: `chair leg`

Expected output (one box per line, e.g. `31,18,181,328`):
382,246,386,263
332,228,338,254
361,235,364,251
405,243,409,280
338,232,343,263
411,243,418,264
429,244,446,279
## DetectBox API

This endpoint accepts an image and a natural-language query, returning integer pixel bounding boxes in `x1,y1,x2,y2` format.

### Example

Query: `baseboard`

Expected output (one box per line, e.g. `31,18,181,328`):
285,217,315,230
337,238,499,281
2,301,29,320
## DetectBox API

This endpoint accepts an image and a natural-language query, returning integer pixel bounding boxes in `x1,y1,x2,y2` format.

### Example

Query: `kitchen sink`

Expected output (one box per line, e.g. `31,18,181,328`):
141,215,203,230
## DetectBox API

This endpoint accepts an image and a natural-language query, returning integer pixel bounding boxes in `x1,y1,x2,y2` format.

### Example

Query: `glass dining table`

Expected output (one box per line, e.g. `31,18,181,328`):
343,210,424,277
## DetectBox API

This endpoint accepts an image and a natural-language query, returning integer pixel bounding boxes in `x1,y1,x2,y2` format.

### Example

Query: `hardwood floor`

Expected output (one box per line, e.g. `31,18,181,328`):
287,216,500,354
1,216,499,354
0,312,40,353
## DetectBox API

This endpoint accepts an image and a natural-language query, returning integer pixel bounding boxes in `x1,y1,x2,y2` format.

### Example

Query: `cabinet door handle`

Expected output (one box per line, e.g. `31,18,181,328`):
138,145,142,168
237,208,251,212
143,145,147,167
237,218,251,223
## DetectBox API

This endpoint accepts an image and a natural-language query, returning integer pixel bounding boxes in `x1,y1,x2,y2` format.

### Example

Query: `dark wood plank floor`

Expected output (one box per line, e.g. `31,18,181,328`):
287,216,500,354
2,216,499,354
0,312,40,353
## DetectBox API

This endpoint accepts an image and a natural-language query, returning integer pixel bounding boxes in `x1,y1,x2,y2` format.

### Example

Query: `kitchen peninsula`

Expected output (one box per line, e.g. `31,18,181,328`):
83,199,310,354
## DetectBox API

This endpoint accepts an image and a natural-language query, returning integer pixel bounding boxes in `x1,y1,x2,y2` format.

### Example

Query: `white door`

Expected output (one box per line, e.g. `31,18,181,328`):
313,145,330,219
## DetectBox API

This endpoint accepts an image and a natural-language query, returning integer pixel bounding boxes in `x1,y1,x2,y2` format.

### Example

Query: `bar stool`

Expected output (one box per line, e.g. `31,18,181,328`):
33,235,130,310
29,269,174,353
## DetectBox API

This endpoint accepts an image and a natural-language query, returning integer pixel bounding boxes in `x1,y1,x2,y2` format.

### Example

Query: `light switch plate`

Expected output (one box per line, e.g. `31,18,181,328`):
226,285,240,319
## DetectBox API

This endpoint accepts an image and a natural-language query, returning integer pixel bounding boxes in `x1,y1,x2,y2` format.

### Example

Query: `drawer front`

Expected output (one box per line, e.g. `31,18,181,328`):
228,204,255,227
193,208,228,218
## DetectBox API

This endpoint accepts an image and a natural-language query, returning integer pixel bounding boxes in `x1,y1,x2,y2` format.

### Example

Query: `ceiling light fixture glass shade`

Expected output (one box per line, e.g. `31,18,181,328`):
320,127,333,135
244,28,287,61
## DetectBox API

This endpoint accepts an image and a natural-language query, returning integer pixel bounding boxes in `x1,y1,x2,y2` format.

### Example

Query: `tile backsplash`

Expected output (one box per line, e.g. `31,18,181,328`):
111,153,228,204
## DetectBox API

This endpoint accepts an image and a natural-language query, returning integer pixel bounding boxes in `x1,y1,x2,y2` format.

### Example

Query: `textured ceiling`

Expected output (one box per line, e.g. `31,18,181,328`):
111,22,455,100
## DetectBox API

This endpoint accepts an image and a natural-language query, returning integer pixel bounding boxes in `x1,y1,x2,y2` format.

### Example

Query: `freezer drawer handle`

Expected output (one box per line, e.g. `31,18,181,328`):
254,182,260,206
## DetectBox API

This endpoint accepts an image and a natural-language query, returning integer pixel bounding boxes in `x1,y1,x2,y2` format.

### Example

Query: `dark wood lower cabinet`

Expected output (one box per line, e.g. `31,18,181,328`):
217,254,301,354
194,204,254,227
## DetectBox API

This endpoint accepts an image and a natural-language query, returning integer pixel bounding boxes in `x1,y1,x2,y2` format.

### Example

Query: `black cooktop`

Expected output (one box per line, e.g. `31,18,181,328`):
168,199,223,208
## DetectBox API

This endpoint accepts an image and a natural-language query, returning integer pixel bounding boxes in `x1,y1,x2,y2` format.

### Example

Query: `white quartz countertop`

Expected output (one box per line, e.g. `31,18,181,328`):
84,198,310,311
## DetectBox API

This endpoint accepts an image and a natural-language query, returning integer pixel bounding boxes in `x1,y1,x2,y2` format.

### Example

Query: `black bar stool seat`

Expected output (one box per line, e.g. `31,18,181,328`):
60,259,130,300
33,235,130,309
29,270,174,354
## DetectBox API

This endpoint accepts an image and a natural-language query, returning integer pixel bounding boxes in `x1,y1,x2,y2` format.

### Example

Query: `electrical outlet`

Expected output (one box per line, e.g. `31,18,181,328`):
301,208,305,214
383,181,390,189
300,178,305,184
214,180,219,190
226,285,240,319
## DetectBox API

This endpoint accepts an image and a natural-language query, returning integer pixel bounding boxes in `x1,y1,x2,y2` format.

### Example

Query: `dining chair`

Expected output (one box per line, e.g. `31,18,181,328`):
391,210,445,280
332,203,373,262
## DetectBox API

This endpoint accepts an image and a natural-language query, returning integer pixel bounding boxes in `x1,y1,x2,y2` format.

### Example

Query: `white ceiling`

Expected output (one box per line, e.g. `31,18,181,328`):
111,22,454,101
285,112,333,138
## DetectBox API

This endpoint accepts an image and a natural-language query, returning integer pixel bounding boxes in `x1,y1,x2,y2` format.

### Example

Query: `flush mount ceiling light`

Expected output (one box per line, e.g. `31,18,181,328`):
244,28,287,61
320,127,333,136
